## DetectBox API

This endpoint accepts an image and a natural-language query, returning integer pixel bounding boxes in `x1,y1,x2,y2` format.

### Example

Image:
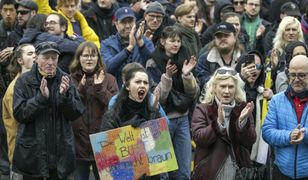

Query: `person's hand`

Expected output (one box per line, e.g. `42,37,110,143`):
40,77,49,98
144,29,153,40
217,104,225,125
241,63,257,80
153,86,160,111
94,70,105,84
136,21,145,47
60,75,70,95
256,24,265,38
290,124,306,145
195,19,203,34
271,48,279,68
0,47,14,63
127,25,137,52
139,0,148,11
80,74,86,86
239,101,254,122
182,56,197,76
263,88,273,100
165,60,178,78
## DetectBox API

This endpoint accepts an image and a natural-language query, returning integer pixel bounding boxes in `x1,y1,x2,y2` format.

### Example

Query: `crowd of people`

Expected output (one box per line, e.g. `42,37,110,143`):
0,0,307,179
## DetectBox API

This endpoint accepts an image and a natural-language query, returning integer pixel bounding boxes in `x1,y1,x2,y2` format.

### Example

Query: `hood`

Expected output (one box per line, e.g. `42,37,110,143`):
214,0,233,23
19,28,41,45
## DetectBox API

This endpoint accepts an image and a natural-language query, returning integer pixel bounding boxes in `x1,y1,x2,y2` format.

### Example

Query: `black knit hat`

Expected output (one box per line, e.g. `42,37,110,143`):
285,41,308,64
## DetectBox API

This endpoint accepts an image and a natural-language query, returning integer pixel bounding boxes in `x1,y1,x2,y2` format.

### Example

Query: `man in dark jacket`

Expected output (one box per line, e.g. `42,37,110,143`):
82,0,119,41
0,0,16,51
100,7,155,88
12,41,84,179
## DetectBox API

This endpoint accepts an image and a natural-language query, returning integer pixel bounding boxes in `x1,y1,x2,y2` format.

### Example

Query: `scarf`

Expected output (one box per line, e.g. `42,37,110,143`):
286,85,308,99
120,97,150,122
151,46,189,92
92,2,114,18
301,15,308,34
174,22,200,57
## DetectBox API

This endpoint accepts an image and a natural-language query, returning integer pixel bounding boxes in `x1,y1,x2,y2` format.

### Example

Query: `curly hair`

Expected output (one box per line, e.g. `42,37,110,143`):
273,16,304,55
200,67,246,104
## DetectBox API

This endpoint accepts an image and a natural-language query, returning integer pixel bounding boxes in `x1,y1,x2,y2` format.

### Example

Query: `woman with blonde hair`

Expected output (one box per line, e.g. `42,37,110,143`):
271,16,305,75
192,66,256,180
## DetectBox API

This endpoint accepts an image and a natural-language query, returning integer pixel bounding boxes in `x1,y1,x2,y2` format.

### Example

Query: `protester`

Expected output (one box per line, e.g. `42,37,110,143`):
275,41,308,93
196,22,244,88
2,43,36,180
262,55,308,179
12,41,84,179
192,66,256,179
0,0,17,50
174,3,201,58
146,26,199,179
100,7,154,87
70,41,118,180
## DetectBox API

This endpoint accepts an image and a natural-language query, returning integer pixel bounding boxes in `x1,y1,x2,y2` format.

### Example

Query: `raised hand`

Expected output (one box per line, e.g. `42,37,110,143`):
0,47,14,63
290,124,306,145
80,74,86,86
182,56,197,76
195,19,204,34
241,63,257,80
94,70,105,84
239,101,254,122
166,59,178,78
60,75,70,95
136,21,145,46
256,24,265,38
127,24,137,52
270,48,279,68
153,86,161,111
144,29,153,40
217,104,225,125
40,77,49,98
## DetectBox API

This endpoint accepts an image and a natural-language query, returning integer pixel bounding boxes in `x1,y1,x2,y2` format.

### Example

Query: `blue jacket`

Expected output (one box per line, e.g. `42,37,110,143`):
262,92,308,179
100,33,154,87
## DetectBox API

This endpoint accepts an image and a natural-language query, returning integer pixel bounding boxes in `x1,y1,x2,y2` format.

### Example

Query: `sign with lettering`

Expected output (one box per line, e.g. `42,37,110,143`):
90,117,178,180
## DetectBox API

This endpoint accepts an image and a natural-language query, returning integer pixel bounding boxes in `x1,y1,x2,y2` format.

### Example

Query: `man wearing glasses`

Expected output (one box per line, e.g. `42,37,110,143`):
241,0,271,55
262,55,308,179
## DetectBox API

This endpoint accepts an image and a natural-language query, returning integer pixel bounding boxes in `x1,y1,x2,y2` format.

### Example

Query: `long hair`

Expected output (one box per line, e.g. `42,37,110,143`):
7,44,34,79
107,66,152,122
273,16,304,55
70,41,106,74
200,67,246,104
26,14,47,31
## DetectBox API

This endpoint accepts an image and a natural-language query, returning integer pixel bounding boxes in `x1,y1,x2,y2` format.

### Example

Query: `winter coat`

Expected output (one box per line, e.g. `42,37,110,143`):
192,102,256,180
70,70,118,160
33,0,100,48
12,63,84,178
82,3,119,41
0,20,14,50
19,28,84,73
100,33,155,87
262,91,308,179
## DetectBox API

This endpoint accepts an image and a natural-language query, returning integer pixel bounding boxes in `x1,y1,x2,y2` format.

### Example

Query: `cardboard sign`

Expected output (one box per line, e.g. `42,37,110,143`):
90,117,178,180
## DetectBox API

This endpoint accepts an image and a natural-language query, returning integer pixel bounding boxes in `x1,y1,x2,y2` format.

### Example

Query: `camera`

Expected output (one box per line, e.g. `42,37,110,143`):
244,54,255,66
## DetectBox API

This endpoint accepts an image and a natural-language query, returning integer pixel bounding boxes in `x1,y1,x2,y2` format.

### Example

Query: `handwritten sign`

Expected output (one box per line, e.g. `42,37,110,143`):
90,117,178,180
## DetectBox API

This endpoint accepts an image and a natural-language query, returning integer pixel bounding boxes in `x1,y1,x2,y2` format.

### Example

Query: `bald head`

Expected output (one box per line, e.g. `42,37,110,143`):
288,55,308,93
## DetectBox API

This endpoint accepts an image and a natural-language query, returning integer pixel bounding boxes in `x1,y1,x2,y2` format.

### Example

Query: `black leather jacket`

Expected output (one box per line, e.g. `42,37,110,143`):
12,63,84,178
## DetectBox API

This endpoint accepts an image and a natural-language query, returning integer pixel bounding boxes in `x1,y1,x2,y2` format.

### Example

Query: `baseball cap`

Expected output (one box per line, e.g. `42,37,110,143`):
115,7,135,21
214,22,236,35
146,2,165,15
16,0,38,12
280,2,301,17
35,41,60,55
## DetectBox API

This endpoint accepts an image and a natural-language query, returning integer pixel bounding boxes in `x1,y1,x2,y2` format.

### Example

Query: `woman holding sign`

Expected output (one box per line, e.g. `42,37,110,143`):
70,41,118,180
191,67,256,180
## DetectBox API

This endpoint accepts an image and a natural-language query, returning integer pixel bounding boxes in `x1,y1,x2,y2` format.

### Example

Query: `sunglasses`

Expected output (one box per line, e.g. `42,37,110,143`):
255,64,263,70
17,10,31,15
216,69,237,76
233,1,244,5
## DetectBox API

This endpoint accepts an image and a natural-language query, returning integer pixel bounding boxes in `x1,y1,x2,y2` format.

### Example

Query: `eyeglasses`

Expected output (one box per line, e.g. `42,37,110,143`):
216,69,237,76
288,72,308,80
147,14,164,21
247,3,260,7
233,1,244,5
17,10,31,15
255,64,263,70
81,54,98,59
45,21,59,26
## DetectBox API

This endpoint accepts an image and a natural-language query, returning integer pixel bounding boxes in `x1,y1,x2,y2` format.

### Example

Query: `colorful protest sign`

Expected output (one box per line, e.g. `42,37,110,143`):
90,117,178,180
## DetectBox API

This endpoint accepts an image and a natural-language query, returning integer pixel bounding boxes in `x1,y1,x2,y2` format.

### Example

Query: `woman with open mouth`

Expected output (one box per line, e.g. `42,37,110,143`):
146,26,199,179
70,41,119,180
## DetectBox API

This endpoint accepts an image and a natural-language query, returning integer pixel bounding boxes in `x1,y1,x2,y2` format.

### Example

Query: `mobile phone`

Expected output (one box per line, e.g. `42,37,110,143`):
244,54,255,66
